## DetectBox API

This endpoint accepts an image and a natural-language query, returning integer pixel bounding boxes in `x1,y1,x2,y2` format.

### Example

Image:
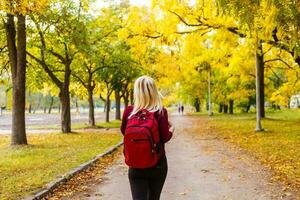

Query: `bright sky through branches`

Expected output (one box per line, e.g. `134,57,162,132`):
94,0,151,8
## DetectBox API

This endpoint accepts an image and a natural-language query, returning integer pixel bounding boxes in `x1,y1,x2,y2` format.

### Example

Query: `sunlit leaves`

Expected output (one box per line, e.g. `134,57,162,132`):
0,0,50,14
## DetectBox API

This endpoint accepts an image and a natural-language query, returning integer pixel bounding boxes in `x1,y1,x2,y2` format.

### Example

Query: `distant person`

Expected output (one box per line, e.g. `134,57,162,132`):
181,105,184,115
121,76,174,200
178,104,181,115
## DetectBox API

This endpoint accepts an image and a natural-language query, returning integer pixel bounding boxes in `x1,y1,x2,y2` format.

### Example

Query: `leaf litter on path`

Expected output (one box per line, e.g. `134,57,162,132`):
42,148,122,200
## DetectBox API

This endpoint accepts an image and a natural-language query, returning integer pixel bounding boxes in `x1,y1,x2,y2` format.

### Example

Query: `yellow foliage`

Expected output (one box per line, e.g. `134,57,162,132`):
0,0,50,14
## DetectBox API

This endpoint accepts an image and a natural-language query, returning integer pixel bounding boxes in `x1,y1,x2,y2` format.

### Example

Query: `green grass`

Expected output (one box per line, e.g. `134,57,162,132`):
96,120,122,128
0,132,122,200
206,109,300,189
27,120,122,130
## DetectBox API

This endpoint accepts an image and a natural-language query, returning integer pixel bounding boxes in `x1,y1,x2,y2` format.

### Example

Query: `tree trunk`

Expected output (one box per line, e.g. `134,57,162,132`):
115,90,121,120
224,104,228,114
6,14,27,145
219,103,223,113
88,87,95,126
123,90,129,109
105,95,110,123
229,100,234,114
48,96,54,114
255,42,264,131
194,98,200,112
130,88,134,105
208,70,213,116
28,91,32,113
59,84,71,133
206,100,209,111
258,46,265,118
287,98,291,109
43,106,46,113
246,104,251,113
28,103,32,114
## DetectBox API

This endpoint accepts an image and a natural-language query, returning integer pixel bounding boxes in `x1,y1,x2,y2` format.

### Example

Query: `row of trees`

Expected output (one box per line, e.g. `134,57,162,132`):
0,1,164,145
1,0,300,144
121,0,300,130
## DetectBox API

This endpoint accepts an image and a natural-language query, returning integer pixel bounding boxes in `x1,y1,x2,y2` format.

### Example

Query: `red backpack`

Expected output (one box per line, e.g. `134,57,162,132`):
124,109,162,168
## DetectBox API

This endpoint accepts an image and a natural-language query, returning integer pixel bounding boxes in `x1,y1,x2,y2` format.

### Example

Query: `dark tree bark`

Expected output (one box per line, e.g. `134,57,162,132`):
87,86,95,126
48,96,54,114
206,100,209,111
43,106,47,113
224,104,228,114
105,96,111,123
257,43,265,118
59,84,71,133
246,104,251,113
219,103,224,113
287,98,291,109
123,90,129,109
28,103,32,114
130,88,134,105
59,63,71,133
229,100,234,114
194,98,200,112
6,14,27,145
115,90,121,120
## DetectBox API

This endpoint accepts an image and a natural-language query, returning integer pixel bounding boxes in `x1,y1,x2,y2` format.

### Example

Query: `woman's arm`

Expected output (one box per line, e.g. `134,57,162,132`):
120,106,133,134
158,108,173,143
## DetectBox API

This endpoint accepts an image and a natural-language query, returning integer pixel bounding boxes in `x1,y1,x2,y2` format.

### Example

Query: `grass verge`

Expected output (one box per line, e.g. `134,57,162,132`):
0,132,122,200
206,109,300,190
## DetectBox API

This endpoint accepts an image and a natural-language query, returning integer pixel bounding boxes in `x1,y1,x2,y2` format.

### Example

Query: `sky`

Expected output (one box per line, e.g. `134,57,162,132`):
94,0,151,9
128,0,151,7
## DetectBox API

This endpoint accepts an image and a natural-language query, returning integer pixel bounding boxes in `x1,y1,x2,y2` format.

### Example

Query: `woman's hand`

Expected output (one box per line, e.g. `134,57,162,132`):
168,121,175,133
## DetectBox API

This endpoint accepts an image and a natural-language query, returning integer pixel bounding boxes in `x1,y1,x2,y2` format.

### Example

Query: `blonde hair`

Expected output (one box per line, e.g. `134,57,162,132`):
129,76,163,118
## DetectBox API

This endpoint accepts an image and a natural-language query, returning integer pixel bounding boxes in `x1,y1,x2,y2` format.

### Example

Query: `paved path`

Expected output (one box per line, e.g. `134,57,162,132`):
69,115,298,200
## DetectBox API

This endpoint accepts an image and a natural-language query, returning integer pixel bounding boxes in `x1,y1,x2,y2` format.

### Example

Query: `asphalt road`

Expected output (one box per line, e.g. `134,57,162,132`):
0,111,115,134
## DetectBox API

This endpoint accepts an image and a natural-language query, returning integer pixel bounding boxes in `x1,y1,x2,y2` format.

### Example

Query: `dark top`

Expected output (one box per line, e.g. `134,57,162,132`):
120,106,173,154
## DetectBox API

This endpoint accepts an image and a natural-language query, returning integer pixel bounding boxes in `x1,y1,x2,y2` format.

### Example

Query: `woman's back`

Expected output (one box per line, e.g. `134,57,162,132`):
120,76,174,200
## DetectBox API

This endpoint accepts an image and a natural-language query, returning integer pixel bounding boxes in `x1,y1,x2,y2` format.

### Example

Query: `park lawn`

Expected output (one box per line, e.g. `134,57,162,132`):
207,109,300,190
0,132,122,200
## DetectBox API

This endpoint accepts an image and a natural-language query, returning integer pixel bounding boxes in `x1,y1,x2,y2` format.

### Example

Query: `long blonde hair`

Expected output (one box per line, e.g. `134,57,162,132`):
129,76,163,118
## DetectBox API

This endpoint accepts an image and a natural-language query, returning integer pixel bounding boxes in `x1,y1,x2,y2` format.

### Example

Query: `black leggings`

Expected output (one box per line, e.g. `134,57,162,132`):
128,155,168,200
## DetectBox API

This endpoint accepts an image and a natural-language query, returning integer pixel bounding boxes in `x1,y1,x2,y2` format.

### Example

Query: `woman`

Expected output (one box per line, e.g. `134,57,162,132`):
121,75,174,200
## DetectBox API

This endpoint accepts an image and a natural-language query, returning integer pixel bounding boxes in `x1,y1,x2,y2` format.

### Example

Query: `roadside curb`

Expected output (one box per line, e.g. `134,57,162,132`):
24,141,123,200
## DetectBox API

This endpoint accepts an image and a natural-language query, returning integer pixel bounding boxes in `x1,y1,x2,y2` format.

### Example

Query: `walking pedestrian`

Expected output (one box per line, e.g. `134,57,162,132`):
178,104,181,115
121,75,174,200
181,105,184,115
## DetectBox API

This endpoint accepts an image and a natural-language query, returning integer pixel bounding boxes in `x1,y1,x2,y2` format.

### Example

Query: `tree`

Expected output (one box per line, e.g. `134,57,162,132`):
27,0,85,133
1,0,49,144
97,41,138,122
72,6,124,126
